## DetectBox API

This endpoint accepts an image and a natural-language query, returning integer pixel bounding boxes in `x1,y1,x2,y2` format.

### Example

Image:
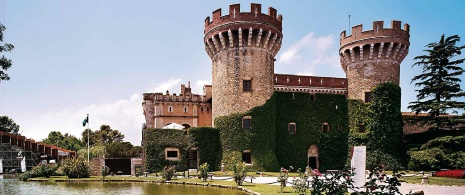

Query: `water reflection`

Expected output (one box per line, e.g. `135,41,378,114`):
0,178,244,195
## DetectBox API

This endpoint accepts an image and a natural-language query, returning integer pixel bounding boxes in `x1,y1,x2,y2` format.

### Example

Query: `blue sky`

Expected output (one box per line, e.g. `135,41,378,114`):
1,0,464,146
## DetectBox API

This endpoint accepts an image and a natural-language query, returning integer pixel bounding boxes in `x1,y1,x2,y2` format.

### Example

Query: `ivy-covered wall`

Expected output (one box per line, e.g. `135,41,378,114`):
188,127,221,170
215,92,349,171
215,94,279,171
144,128,190,172
347,82,404,169
275,93,348,171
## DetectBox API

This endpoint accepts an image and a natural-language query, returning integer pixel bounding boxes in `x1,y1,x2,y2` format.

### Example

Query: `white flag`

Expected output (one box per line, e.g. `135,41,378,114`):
21,156,27,172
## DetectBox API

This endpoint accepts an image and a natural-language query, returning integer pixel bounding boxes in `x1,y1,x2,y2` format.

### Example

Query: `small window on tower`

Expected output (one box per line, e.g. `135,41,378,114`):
322,123,330,133
365,92,372,103
243,80,252,92
201,107,204,112
288,123,296,134
168,106,173,113
184,106,188,113
242,116,252,130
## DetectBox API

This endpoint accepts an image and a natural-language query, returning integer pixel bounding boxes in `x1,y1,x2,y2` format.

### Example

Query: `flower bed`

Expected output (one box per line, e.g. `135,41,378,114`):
435,170,465,179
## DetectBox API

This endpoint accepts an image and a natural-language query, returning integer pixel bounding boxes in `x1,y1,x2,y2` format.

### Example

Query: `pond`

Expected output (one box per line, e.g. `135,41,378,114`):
0,176,245,195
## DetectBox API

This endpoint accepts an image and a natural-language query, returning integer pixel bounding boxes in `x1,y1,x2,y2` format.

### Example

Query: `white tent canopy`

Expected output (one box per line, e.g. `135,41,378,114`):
163,123,184,130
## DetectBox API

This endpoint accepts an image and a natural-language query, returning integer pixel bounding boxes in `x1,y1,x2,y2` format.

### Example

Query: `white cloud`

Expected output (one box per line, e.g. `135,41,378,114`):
194,79,211,95
277,33,344,77
150,78,182,93
20,93,145,146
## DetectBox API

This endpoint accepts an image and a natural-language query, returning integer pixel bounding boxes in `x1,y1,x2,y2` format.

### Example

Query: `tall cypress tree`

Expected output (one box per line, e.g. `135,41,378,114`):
408,34,465,129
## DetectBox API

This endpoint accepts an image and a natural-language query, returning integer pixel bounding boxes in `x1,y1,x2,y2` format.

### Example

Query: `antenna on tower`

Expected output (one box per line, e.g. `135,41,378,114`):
349,15,351,35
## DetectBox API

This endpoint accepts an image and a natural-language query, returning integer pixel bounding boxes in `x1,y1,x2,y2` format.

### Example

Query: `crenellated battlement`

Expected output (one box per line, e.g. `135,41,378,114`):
339,20,410,100
340,20,410,47
143,92,207,103
204,3,283,59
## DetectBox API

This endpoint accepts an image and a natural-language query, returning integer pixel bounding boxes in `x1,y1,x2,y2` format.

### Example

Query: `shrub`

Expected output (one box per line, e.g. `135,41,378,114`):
101,166,110,179
292,168,310,195
199,163,209,182
233,162,247,186
18,163,58,181
59,157,91,178
161,165,176,181
277,167,289,192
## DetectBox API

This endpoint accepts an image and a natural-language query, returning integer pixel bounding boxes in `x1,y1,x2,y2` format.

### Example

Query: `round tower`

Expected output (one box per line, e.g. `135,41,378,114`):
204,3,283,123
340,20,410,101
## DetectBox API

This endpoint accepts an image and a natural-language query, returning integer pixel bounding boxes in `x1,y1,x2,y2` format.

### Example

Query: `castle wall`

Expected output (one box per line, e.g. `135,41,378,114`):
205,3,283,124
340,21,410,100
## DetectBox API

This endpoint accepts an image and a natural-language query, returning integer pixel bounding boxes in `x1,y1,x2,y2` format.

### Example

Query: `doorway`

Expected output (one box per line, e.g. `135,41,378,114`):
308,157,317,169
188,149,198,169
307,145,319,170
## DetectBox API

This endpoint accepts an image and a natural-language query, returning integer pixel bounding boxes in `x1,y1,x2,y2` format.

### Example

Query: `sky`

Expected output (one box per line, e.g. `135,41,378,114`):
1,0,464,146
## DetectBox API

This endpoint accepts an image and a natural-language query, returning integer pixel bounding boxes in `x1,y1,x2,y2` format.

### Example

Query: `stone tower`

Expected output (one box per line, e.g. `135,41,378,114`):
204,3,283,123
340,21,410,101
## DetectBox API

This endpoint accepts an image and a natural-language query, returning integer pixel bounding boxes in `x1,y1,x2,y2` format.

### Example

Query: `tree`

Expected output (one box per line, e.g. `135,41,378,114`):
409,34,465,129
104,142,141,158
0,116,19,134
0,23,14,83
81,125,124,146
42,131,85,152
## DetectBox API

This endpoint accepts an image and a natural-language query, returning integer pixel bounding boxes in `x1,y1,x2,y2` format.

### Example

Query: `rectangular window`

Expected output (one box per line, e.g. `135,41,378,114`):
243,80,252,92
242,151,252,164
322,123,330,133
365,92,372,103
243,117,252,130
309,94,316,101
165,148,180,161
288,123,296,134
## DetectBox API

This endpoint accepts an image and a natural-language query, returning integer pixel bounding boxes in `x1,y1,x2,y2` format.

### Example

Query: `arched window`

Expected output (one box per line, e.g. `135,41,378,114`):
322,123,330,133
168,106,173,113
184,106,188,113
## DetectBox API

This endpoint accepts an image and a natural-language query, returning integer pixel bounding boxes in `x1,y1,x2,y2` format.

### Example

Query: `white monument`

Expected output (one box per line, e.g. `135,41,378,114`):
351,146,366,189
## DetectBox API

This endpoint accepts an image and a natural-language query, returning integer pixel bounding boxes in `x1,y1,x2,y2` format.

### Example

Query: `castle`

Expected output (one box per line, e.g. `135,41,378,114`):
142,3,409,171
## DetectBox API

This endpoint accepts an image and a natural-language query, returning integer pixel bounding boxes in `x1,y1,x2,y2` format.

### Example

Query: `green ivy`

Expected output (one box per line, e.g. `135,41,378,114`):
348,83,404,169
188,127,221,170
216,92,349,171
144,128,190,172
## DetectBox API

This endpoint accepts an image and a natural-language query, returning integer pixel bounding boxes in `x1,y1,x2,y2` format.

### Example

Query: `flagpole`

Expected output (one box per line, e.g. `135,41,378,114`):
87,114,90,163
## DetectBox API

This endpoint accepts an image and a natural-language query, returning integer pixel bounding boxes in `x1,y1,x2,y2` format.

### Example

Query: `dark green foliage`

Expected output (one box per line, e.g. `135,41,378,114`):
0,116,19,134
348,83,404,169
42,131,85,152
188,127,221,169
368,83,404,168
18,164,58,181
59,157,91,178
275,93,348,171
82,125,124,146
144,128,190,172
215,94,280,171
409,34,465,129
104,142,141,158
0,23,14,83
408,135,465,170
161,165,176,181
216,92,349,171
101,166,110,179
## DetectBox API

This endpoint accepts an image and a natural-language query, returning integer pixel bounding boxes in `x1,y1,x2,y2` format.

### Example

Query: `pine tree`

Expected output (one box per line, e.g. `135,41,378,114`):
0,23,14,83
408,34,465,129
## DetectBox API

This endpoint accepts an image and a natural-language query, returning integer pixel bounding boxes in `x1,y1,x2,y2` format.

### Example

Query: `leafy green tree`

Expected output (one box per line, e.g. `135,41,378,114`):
77,145,106,159
81,125,124,146
0,23,14,83
104,142,141,158
42,131,85,152
409,34,465,129
0,115,19,134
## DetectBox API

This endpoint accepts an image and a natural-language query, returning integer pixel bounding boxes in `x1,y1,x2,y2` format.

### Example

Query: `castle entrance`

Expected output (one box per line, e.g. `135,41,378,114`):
307,145,319,169
188,148,198,169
